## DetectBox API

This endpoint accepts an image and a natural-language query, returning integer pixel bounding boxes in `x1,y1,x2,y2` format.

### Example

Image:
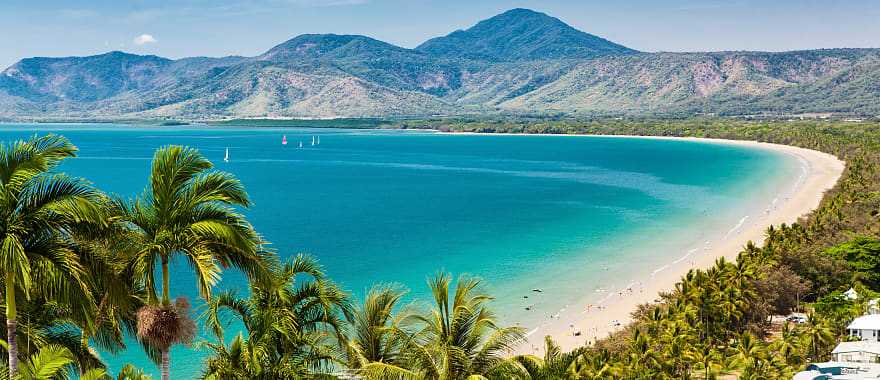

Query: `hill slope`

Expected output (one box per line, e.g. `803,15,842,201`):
416,8,637,61
1,8,879,119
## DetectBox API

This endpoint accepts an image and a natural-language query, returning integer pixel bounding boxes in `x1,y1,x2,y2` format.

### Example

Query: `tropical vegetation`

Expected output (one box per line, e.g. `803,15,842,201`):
0,118,879,378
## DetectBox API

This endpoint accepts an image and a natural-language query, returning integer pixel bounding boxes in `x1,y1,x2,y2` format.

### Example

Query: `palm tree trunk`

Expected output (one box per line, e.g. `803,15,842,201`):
160,256,171,380
5,275,18,378
80,332,89,376
161,348,170,380
161,257,170,306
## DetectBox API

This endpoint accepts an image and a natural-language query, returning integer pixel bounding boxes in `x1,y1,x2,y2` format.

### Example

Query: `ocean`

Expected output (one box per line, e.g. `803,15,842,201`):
0,124,801,378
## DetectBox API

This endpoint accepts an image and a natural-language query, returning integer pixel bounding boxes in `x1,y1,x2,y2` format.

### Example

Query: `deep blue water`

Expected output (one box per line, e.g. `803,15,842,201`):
0,124,799,378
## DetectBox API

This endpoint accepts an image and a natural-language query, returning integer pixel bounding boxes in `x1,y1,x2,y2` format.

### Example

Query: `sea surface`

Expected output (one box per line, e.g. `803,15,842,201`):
0,124,801,378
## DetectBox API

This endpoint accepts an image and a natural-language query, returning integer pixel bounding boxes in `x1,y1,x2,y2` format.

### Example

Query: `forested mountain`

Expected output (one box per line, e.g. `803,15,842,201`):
415,8,637,61
1,8,878,119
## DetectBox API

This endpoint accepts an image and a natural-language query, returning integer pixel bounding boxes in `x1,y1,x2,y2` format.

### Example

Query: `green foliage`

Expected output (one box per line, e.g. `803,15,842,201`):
826,236,880,288
201,255,351,379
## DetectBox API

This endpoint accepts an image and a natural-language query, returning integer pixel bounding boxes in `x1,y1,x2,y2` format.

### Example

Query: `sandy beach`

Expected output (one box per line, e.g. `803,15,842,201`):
443,133,845,354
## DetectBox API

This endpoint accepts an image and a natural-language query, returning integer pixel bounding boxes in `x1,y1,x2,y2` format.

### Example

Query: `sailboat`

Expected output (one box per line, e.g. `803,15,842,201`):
298,141,303,148
311,136,315,146
282,135,287,145
224,147,229,162
317,136,320,145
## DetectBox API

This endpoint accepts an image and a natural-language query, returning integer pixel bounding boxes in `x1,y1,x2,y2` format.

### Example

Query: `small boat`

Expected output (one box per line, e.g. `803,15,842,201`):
282,135,287,145
298,141,303,148
317,136,320,145
311,136,315,146
224,148,229,163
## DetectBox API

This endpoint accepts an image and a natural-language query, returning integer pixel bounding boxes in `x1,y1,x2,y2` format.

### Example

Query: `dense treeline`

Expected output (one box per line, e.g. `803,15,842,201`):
0,118,878,379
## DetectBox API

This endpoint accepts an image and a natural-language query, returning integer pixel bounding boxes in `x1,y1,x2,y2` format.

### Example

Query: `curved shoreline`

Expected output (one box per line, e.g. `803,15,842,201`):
440,132,845,353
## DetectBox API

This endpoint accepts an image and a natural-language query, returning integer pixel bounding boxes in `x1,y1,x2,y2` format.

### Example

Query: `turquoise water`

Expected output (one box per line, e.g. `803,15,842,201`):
0,124,800,378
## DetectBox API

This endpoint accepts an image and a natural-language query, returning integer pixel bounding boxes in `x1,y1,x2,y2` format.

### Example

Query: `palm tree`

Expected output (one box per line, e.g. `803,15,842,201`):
66,226,151,373
689,344,723,380
576,349,617,379
770,322,803,365
115,364,153,380
201,333,276,380
801,314,834,361
623,329,660,378
0,344,109,380
406,273,524,380
118,145,271,380
510,336,586,380
0,135,107,377
201,255,350,379
344,284,415,379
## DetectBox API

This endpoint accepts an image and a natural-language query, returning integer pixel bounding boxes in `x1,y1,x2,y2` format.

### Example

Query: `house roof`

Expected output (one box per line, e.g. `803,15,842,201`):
802,362,880,379
848,314,880,330
793,370,830,380
845,288,860,300
833,341,880,355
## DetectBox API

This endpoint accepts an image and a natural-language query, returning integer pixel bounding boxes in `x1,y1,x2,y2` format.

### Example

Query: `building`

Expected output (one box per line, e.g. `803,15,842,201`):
793,299,880,379
845,288,860,300
848,314,880,342
833,341,880,363
793,362,880,379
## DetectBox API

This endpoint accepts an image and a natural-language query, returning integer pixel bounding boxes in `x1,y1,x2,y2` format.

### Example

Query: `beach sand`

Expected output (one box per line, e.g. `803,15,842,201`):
441,133,845,355
521,136,844,353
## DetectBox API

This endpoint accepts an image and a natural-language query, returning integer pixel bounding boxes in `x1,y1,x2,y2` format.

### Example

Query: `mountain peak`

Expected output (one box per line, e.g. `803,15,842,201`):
495,8,556,20
258,33,411,61
416,8,636,61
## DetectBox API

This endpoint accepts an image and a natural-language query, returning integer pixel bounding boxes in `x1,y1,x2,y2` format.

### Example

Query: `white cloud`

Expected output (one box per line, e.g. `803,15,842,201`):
132,34,158,45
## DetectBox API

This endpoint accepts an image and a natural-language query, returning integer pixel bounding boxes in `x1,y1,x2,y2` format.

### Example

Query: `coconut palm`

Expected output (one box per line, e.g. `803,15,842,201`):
576,348,617,379
0,344,110,380
200,333,279,380
406,273,525,380
114,364,153,380
344,285,415,379
770,322,804,365
0,134,107,377
801,314,834,361
66,226,152,373
10,300,108,373
118,145,271,380
690,344,723,380
509,336,586,380
623,329,660,378
201,255,350,379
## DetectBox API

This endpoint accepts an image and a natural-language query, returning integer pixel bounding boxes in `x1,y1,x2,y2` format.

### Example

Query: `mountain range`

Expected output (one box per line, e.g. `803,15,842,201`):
2,8,879,120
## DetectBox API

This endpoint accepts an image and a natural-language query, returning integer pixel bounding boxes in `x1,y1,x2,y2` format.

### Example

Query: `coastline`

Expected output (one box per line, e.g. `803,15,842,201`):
440,132,845,354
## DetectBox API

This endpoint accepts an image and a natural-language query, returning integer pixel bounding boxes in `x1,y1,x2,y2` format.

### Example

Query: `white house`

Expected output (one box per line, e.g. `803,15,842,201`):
792,298,880,379
833,341,880,363
848,314,880,342
845,288,860,300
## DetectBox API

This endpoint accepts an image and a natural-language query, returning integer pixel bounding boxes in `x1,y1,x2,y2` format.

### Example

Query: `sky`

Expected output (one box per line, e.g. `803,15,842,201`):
2,0,879,68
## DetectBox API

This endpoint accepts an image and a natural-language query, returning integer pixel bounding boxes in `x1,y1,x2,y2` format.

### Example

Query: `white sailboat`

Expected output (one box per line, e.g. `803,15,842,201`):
299,141,303,148
317,135,320,145
311,136,315,146
224,147,229,162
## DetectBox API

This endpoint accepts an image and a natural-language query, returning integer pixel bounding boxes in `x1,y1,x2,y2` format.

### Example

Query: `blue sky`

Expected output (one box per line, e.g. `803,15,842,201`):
2,0,879,68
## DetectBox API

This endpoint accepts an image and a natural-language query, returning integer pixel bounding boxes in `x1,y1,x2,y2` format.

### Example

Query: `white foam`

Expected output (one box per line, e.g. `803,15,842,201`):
651,264,670,276
724,216,749,239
